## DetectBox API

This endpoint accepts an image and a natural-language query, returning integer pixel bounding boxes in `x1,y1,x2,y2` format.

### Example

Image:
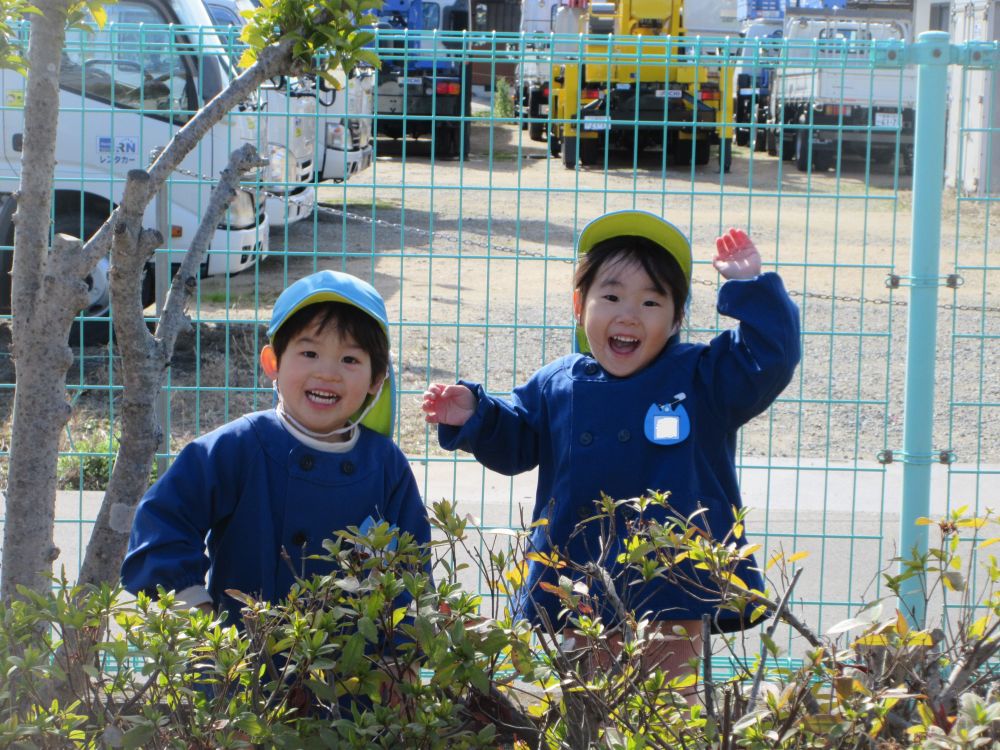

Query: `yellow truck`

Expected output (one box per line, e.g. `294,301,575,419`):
548,0,736,171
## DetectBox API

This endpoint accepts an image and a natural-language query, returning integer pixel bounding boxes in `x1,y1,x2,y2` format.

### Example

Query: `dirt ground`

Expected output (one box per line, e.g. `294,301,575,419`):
3,118,997,476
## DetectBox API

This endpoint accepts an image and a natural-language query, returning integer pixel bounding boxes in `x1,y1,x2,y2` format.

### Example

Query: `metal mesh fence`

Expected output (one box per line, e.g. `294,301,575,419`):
0,23,997,666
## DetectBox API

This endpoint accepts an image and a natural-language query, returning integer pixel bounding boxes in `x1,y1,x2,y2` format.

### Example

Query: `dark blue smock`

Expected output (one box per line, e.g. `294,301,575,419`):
122,410,430,626
440,273,800,632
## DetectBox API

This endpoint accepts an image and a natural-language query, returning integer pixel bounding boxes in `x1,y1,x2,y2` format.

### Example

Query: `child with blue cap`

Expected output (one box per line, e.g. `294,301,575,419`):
122,270,430,627
423,211,800,679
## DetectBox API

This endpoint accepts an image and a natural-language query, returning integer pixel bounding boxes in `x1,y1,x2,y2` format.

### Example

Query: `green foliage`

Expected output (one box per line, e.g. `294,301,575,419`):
237,0,384,81
3,500,1000,748
56,419,158,491
0,0,40,74
493,76,515,119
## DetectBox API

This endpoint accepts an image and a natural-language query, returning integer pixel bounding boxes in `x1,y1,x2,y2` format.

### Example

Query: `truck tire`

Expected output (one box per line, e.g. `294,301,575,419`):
719,140,732,173
579,136,600,166
795,130,811,172
695,138,710,166
549,128,561,158
754,126,767,152
528,89,545,142
766,128,777,156
562,136,577,169
434,124,458,159
735,128,750,148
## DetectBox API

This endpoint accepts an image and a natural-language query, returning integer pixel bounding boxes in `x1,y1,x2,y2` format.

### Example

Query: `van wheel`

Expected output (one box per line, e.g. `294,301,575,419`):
578,136,600,166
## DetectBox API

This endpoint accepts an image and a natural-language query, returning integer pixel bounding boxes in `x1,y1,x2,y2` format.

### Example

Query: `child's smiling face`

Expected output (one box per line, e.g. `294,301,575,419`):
575,257,679,378
264,320,381,440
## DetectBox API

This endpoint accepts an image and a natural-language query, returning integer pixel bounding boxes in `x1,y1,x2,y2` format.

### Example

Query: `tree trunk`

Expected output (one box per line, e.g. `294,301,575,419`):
77,147,264,587
0,0,78,602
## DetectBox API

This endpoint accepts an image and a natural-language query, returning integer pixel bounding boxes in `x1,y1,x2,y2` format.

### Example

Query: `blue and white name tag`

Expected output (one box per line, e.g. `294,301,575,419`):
643,394,690,446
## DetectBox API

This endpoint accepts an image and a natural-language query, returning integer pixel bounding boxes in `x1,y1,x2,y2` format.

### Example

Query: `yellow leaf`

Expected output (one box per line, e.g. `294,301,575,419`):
740,543,762,558
750,604,768,624
956,518,987,529
968,614,990,638
766,552,784,571
978,537,1000,549
526,552,566,569
732,522,744,539
915,517,935,526
895,610,910,635
904,631,934,647
720,572,748,590
531,518,549,527
854,634,890,647
916,700,935,726
505,563,527,586
787,550,810,563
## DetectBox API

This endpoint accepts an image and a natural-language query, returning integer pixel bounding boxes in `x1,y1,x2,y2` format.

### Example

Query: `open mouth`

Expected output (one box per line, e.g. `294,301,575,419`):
608,335,640,355
306,390,341,405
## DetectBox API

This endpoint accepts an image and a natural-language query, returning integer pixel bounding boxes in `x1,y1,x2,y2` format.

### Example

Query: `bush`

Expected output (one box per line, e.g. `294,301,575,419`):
2,499,1000,748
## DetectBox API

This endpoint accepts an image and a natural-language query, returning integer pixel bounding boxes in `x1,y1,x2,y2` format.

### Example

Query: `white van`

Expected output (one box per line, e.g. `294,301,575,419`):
205,0,375,185
0,0,270,344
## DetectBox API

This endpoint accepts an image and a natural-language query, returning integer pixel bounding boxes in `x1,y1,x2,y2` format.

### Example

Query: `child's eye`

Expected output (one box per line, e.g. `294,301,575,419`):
300,350,317,359
342,355,360,365
643,300,662,307
602,294,619,303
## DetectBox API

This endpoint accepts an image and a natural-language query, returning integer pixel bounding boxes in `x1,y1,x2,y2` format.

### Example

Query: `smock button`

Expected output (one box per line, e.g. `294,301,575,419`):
299,454,314,471
291,532,307,546
584,362,599,375
618,429,631,443
579,432,593,446
341,460,355,475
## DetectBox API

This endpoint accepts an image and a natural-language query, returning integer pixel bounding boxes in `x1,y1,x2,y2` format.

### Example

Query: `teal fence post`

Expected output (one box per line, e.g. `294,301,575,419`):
898,30,951,627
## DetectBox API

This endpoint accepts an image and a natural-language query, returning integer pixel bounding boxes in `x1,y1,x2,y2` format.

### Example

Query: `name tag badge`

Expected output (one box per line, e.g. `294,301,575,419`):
643,397,690,446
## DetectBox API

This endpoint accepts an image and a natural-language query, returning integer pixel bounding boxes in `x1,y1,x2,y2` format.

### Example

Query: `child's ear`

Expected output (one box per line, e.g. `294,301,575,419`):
572,289,583,322
260,345,279,379
368,371,386,397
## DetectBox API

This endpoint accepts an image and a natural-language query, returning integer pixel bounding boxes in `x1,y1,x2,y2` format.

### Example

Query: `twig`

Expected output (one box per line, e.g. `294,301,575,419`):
701,613,714,720
749,568,803,708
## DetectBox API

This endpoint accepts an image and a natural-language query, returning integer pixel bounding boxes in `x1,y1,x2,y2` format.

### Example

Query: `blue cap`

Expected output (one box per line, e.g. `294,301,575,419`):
267,270,395,436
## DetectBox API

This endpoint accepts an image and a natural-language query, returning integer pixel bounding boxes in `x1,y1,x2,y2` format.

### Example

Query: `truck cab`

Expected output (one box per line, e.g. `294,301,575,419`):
515,0,564,142
0,0,268,344
372,0,473,159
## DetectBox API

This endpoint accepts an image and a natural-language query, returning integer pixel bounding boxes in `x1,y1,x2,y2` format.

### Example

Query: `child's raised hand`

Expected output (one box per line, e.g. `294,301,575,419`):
713,228,762,280
422,383,476,426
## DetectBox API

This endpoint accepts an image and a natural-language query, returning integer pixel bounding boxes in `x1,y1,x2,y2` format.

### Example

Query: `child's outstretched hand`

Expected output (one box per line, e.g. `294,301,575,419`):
422,383,476,426
713,228,762,280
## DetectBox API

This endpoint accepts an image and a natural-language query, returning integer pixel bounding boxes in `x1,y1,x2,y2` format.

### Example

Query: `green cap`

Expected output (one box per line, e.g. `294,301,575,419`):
575,211,692,354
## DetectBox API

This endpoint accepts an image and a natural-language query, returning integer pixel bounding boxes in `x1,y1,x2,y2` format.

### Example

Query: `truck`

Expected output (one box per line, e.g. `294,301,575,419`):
731,2,785,151
372,0,473,159
765,0,916,172
205,0,376,187
0,0,269,345
547,0,738,171
515,0,565,142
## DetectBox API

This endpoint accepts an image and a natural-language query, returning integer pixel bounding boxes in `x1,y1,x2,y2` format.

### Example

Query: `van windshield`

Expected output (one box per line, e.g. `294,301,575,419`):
61,3,195,122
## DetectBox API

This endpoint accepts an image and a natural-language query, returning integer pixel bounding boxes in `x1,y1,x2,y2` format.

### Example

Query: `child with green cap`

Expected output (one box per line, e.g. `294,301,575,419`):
423,211,800,678
122,270,430,627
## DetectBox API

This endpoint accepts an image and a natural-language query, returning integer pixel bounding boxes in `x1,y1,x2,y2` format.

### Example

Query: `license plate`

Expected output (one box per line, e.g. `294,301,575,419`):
402,77,423,86
657,89,682,99
875,112,901,129
583,117,611,131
